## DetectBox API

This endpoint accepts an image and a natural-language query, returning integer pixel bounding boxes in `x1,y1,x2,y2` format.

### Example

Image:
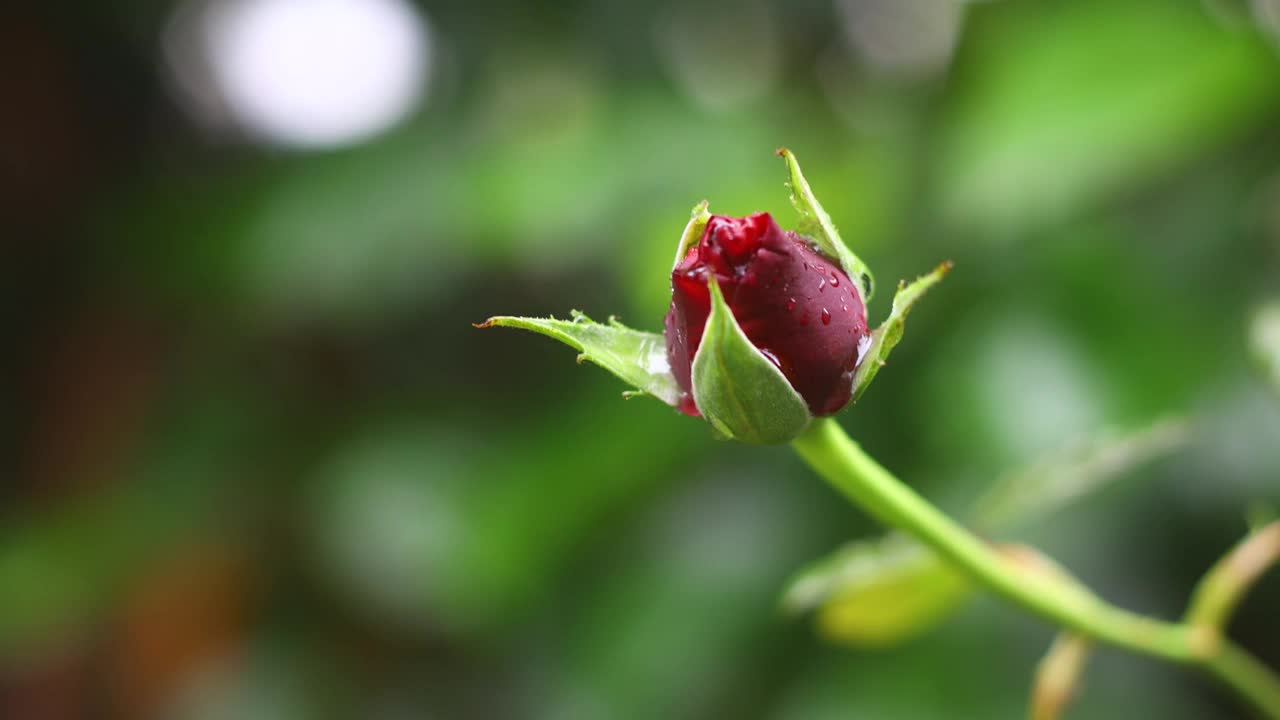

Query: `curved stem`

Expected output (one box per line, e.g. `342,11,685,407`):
791,419,1186,657
1186,521,1280,631
791,418,1280,718
1207,643,1280,719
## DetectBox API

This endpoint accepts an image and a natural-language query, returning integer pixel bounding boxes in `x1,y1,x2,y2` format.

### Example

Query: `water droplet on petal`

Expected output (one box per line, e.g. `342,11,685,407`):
818,279,826,292
785,298,797,312
856,334,873,365
821,309,831,325
830,273,840,287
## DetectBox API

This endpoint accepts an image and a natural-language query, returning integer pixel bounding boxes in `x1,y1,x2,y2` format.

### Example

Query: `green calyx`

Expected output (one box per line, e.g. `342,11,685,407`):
478,148,952,441
690,277,812,444
777,148,949,407
851,262,952,403
671,200,711,271
777,148,875,305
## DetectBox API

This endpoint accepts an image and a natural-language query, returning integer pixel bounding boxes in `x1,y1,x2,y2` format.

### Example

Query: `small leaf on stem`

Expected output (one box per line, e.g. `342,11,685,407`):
781,533,971,647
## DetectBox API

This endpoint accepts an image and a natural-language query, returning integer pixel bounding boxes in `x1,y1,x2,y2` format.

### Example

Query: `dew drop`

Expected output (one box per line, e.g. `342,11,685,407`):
785,298,797,312
856,334,873,365
830,273,840,287
821,309,831,325
841,304,849,313
818,279,826,292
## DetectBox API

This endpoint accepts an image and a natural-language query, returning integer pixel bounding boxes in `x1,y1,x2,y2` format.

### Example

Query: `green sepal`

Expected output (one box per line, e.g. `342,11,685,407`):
777,148,876,304
671,200,712,270
691,277,812,444
477,311,681,406
851,262,952,403
781,533,972,647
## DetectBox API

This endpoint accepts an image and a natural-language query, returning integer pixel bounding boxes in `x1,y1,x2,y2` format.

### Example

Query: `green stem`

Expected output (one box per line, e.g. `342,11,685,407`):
1186,521,1280,631
791,417,1280,718
1208,643,1280,719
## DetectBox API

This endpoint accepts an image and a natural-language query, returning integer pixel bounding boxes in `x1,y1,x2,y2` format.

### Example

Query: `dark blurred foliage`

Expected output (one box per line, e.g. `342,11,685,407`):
3,0,1280,718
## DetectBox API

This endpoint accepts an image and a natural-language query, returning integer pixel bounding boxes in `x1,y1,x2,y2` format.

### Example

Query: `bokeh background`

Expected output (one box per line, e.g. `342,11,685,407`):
5,0,1280,717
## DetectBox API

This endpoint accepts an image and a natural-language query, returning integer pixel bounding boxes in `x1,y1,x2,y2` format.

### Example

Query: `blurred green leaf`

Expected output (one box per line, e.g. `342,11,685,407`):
1250,301,1280,395
1248,504,1278,533
0,490,164,656
0,375,260,658
852,262,951,403
547,468,823,720
971,417,1189,531
306,427,471,631
479,311,680,406
782,533,971,647
941,0,1280,233
778,148,876,303
455,408,704,628
304,389,707,634
110,99,826,325
692,278,812,444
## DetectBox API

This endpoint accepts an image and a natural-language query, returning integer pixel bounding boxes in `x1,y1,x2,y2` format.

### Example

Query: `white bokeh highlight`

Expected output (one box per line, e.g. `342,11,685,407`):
168,0,430,149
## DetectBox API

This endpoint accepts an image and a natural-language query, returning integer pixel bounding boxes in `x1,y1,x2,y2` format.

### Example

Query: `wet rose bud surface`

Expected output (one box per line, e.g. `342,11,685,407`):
664,212,870,417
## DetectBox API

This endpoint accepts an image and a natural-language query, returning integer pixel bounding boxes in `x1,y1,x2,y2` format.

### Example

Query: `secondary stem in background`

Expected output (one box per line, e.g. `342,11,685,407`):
790,417,1280,718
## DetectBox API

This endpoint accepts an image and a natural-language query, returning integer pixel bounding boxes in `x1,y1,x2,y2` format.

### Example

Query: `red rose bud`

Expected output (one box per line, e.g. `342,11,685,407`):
664,212,870,417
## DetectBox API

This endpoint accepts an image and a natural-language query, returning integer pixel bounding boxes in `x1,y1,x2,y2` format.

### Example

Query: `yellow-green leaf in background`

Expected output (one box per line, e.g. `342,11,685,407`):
783,533,971,647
